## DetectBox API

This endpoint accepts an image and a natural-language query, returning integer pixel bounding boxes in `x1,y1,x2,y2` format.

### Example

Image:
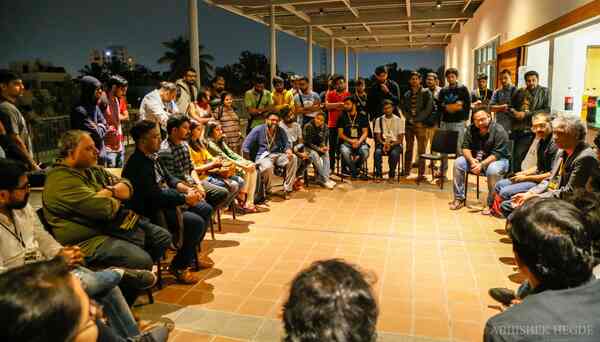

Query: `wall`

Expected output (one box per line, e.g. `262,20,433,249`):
445,0,593,89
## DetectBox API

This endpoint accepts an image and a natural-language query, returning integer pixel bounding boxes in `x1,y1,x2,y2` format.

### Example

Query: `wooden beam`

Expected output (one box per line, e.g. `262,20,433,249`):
281,4,311,22
341,0,359,18
462,0,473,12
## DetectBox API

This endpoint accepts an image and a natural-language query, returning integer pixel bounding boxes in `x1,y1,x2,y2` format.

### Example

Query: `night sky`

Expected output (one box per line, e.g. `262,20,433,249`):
1,0,444,77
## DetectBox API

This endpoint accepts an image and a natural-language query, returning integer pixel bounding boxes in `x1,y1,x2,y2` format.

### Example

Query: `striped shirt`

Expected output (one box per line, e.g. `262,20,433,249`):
214,106,242,153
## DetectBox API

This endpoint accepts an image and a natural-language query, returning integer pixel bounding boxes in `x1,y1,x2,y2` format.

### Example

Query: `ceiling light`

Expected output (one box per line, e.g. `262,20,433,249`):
342,26,347,30
427,34,431,39
431,22,435,28
319,8,324,16
436,0,442,9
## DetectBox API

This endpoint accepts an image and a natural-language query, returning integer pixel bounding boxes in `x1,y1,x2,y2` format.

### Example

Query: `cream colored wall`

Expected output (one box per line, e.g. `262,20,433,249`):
445,0,593,88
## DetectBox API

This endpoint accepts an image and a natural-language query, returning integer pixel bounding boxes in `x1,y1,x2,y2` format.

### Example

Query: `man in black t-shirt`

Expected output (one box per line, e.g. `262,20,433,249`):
337,96,370,179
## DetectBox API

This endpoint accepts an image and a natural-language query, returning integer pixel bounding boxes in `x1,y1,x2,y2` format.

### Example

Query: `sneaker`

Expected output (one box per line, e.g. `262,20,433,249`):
119,268,157,290
488,287,517,306
324,180,335,189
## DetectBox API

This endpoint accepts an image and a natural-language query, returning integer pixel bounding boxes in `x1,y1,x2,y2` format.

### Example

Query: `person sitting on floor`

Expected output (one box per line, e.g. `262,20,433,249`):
338,96,370,179
158,115,229,210
0,158,169,341
373,99,405,181
242,112,298,198
205,121,260,212
302,112,336,189
283,259,378,342
188,119,243,210
123,120,214,284
484,198,600,342
503,113,600,216
484,112,557,216
450,109,510,210
42,130,172,276
279,110,310,190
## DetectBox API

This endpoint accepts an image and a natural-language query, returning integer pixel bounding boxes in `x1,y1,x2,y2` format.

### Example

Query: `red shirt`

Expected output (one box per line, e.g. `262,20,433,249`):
326,90,350,128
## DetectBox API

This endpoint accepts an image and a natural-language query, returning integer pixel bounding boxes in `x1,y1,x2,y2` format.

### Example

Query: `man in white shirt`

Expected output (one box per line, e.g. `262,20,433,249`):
139,82,179,138
373,100,405,181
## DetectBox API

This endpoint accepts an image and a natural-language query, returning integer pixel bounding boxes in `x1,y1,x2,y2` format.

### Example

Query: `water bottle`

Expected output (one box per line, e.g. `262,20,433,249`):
564,87,574,112
587,88,597,125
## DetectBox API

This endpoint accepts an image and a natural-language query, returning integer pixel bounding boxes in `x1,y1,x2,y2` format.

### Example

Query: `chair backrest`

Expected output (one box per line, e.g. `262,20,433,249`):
35,208,55,238
431,129,459,154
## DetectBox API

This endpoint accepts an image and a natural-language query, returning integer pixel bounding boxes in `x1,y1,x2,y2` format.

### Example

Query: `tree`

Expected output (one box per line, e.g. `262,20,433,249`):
157,36,214,84
79,63,107,81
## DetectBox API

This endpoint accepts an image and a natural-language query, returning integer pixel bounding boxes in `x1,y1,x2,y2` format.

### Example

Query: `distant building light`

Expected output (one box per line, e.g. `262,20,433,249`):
105,51,111,57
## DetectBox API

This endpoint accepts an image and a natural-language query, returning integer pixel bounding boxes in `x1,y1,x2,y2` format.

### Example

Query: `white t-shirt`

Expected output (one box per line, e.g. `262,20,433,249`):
374,115,405,142
521,137,540,171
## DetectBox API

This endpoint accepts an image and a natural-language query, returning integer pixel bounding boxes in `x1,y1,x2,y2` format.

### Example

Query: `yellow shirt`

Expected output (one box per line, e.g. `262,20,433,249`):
272,89,295,113
189,146,214,180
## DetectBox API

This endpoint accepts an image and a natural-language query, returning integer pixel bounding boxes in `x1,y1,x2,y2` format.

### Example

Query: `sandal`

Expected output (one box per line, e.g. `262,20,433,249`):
242,205,258,213
169,266,201,284
449,199,466,210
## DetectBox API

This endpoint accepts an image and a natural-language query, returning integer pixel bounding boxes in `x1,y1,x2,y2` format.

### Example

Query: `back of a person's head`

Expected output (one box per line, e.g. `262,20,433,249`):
509,198,594,290
166,114,190,136
283,259,378,342
563,190,600,260
0,158,27,190
0,258,81,342
0,69,21,85
130,120,157,143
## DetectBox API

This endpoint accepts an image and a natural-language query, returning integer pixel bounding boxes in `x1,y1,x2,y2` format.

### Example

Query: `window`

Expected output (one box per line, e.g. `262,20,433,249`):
474,37,499,88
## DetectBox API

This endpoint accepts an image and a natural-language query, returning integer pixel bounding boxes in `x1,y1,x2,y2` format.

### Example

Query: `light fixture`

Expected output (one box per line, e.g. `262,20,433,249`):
431,22,435,28
427,34,431,39
436,0,442,9
319,8,324,16
342,26,347,30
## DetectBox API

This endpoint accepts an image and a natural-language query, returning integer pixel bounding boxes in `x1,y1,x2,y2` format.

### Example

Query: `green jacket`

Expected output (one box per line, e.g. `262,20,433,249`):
42,162,132,255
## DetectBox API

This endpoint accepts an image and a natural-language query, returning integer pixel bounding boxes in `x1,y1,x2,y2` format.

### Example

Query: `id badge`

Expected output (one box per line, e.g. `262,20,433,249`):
350,127,359,138
23,248,42,264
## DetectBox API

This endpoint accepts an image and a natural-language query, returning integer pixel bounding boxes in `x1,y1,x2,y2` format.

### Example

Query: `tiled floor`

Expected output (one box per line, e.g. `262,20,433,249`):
134,170,517,342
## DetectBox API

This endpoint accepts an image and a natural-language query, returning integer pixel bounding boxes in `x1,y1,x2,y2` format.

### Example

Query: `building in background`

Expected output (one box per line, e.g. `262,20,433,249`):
89,45,135,70
9,59,70,90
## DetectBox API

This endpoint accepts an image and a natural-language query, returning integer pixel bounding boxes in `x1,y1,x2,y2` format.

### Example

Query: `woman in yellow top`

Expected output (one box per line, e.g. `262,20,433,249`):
188,120,244,211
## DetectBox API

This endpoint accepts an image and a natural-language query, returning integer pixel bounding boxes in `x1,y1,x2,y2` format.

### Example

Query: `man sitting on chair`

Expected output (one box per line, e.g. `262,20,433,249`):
450,109,510,210
373,99,405,181
242,112,298,198
337,96,370,179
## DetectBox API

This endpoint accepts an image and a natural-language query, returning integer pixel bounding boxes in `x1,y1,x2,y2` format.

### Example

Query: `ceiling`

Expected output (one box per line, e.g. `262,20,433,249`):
204,0,484,53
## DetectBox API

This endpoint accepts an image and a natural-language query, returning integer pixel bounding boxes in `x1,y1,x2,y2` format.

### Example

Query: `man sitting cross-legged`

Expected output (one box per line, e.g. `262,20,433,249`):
242,112,298,198
123,120,214,284
450,109,510,210
0,158,170,341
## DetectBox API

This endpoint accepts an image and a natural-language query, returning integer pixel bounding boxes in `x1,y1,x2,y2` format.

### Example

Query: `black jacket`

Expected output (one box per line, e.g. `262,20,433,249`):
401,88,434,126
366,79,401,119
122,148,186,221
462,121,511,161
303,120,329,154
439,84,472,122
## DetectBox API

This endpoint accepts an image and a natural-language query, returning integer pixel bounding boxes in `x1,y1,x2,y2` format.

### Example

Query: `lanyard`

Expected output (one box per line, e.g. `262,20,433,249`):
347,112,358,127
0,219,25,248
266,128,277,152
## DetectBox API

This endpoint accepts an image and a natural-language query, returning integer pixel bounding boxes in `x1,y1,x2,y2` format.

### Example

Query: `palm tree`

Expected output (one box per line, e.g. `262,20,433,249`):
157,36,214,84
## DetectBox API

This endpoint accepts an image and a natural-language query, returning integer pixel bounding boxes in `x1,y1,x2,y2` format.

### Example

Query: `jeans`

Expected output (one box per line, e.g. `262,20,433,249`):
328,127,338,170
511,130,534,172
105,149,125,168
207,175,244,207
452,156,509,202
307,149,331,184
374,144,402,178
170,200,212,269
439,121,466,176
405,123,428,176
86,220,172,270
490,178,537,206
202,179,229,209
73,266,139,338
340,143,370,178
256,153,298,192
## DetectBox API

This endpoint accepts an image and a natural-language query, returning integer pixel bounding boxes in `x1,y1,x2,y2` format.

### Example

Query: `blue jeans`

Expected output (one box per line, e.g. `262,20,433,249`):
105,149,125,168
490,178,537,206
374,144,402,177
86,219,172,270
73,266,139,338
207,175,244,207
340,143,370,178
453,156,509,203
307,149,330,184
439,121,466,176
170,200,212,270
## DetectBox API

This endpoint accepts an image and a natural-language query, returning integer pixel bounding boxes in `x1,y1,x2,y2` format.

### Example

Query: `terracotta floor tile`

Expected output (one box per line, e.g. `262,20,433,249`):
202,294,246,312
171,330,213,342
155,287,188,304
380,298,412,316
414,300,448,320
452,320,486,342
414,317,450,339
237,298,277,316
178,290,214,306
250,283,285,301
448,301,484,322
377,313,412,334
212,336,245,342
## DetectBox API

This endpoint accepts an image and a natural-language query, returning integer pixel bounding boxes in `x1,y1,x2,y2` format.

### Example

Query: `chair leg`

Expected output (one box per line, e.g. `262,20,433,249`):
464,171,469,200
156,259,163,290
230,202,236,220
217,209,222,232
147,289,154,304
439,159,444,190
476,174,480,200
209,216,216,240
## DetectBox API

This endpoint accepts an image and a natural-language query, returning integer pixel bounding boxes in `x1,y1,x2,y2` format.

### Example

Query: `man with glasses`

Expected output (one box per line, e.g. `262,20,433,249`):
450,109,510,210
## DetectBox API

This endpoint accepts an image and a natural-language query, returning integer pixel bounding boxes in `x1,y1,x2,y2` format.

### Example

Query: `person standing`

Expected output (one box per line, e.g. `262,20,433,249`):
0,70,38,170
139,82,179,138
471,73,493,111
175,68,199,119
71,76,107,162
213,92,242,153
438,68,472,179
402,71,433,180
325,75,350,171
366,65,401,121
510,70,551,172
424,72,442,172
209,75,226,111
271,76,295,118
103,75,129,168
490,69,517,134
294,76,321,126
244,75,274,131
353,78,368,118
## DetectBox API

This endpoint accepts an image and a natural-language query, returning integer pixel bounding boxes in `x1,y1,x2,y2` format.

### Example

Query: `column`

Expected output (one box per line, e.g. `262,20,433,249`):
355,50,359,80
270,4,277,89
307,25,313,90
330,36,335,75
344,46,349,91
188,0,200,85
